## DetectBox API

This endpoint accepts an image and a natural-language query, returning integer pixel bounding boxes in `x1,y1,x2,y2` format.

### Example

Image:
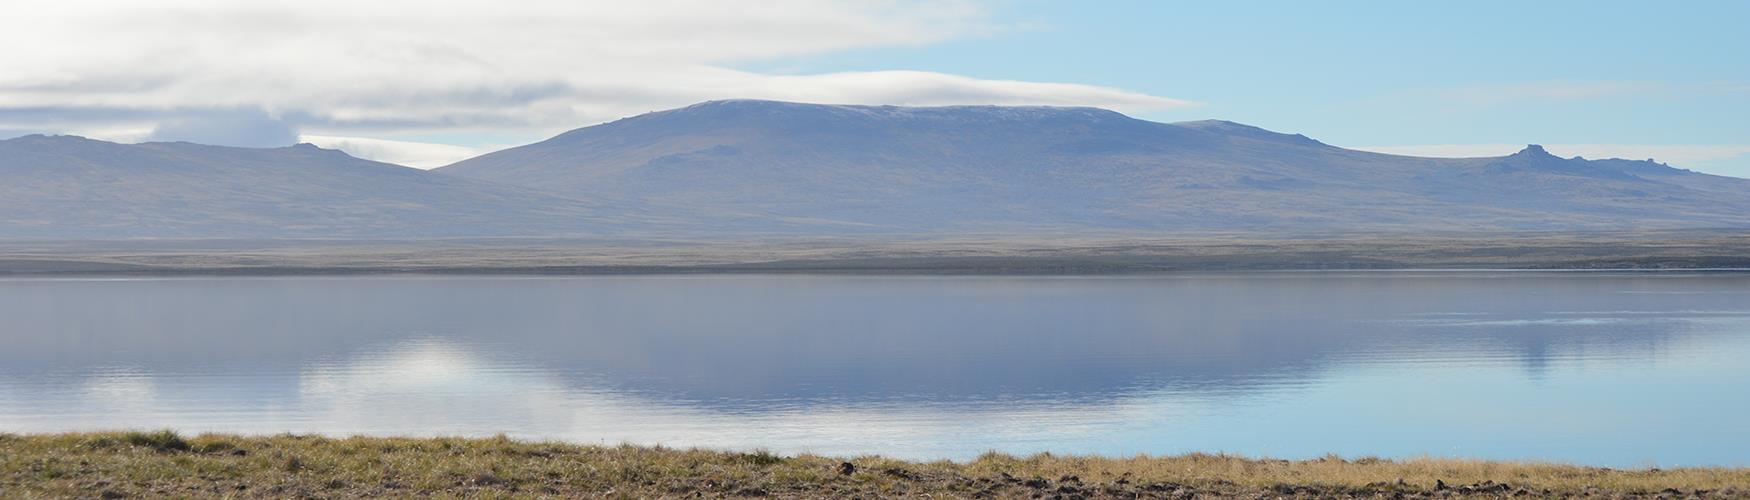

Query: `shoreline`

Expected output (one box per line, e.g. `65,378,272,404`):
7,267,1750,278
6,232,1750,276
3,432,1746,498
6,257,1750,277
6,264,1750,277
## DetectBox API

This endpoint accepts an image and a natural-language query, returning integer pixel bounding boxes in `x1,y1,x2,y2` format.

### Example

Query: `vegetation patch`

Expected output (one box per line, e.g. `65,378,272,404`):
120,430,191,452
1,432,1745,498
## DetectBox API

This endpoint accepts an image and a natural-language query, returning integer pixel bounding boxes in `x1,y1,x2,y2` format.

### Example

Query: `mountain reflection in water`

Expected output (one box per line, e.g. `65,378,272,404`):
2,273,1748,466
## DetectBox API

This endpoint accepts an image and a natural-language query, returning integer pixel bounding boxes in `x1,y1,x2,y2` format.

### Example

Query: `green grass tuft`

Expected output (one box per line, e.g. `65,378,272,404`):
737,449,786,467
120,429,191,452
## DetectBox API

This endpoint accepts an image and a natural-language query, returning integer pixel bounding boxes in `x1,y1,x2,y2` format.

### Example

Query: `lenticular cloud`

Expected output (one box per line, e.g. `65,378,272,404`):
0,0,1188,146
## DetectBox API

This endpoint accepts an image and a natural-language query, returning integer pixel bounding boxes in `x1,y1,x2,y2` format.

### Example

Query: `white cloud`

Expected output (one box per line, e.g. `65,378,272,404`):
718,70,1190,110
298,135,494,168
0,0,1192,150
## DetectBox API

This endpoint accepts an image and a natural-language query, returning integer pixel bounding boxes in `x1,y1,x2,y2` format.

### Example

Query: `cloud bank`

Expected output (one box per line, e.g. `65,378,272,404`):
298,135,494,169
0,0,1190,162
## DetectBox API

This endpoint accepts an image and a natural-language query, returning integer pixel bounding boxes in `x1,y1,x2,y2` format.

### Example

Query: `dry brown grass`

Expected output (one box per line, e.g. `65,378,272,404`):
2,432,1745,498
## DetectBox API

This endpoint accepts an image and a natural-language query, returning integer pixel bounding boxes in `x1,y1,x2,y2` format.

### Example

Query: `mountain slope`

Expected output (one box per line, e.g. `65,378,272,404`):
438,99,1750,232
8,100,1749,240
0,135,654,238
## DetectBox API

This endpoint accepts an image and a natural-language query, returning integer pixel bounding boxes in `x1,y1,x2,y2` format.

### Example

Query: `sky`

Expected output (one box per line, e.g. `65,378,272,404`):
1,0,1746,176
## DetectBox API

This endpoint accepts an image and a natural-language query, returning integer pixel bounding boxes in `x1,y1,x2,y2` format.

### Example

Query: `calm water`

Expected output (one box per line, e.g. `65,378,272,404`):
2,273,1748,467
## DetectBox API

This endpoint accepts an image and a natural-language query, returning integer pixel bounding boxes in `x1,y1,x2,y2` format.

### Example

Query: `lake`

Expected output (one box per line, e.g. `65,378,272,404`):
2,273,1747,467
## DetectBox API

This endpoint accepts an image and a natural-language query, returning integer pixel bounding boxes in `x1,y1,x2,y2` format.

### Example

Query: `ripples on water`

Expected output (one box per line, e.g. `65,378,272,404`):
1,273,1748,466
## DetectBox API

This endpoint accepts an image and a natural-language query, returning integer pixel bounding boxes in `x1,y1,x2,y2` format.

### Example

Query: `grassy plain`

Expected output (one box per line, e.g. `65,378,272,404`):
3,432,1746,498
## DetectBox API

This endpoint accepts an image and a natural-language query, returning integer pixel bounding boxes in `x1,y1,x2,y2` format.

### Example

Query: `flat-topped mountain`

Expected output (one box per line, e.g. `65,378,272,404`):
438,99,1750,233
5,100,1750,239
0,135,648,238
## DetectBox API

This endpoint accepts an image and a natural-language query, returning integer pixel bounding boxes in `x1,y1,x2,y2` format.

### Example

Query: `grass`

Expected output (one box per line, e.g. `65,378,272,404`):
2,432,1746,498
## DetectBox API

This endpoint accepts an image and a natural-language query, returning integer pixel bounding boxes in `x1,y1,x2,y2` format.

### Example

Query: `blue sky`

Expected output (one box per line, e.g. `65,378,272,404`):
742,1,1750,175
3,0,1746,175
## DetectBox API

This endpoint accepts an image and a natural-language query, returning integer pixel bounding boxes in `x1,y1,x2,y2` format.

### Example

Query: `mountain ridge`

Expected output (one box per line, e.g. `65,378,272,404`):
5,99,1748,239
437,99,1750,233
0,134,661,238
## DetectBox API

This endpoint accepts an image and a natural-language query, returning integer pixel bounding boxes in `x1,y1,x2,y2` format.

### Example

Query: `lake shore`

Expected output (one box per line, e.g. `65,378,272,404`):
3,432,1745,498
3,230,1749,275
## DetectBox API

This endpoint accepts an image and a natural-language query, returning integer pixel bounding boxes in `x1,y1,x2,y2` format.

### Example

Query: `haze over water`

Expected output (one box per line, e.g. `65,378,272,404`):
2,273,1747,467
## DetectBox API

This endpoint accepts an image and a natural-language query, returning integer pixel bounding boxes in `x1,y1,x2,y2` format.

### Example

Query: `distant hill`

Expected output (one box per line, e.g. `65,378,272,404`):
6,100,1750,240
439,99,1750,233
0,136,652,238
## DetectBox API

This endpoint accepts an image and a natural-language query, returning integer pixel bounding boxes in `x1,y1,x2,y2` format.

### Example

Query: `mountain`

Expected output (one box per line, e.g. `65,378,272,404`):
0,135,656,238
7,100,1750,240
438,99,1750,233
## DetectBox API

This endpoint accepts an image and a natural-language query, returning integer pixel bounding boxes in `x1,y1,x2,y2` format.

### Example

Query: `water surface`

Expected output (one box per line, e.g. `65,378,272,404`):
2,273,1747,467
